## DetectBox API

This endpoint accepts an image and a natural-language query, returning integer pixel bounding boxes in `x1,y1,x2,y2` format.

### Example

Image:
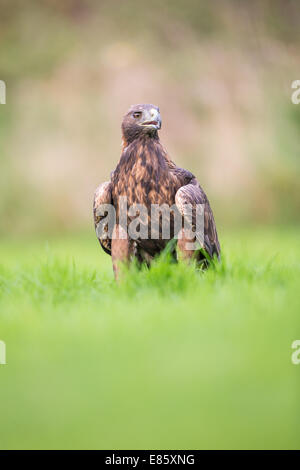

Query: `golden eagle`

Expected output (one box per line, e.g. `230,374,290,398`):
93,104,220,279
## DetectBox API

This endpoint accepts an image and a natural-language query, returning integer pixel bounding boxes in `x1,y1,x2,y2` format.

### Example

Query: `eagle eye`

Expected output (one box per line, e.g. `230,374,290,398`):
133,111,142,119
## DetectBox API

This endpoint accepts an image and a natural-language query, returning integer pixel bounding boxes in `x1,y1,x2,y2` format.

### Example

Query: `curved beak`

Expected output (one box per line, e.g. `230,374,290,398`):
140,108,161,130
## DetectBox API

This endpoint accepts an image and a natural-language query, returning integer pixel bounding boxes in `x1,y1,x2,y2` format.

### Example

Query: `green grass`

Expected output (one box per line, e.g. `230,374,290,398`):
0,227,299,450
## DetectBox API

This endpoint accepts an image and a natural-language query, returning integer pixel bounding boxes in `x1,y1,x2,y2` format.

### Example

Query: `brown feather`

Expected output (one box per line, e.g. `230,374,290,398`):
93,103,220,277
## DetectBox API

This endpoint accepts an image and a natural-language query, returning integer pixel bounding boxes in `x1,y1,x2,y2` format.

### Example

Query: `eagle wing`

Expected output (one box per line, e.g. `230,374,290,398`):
93,181,113,256
175,178,220,260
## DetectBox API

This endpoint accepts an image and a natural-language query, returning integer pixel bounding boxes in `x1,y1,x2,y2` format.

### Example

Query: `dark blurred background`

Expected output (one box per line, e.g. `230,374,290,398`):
0,0,299,236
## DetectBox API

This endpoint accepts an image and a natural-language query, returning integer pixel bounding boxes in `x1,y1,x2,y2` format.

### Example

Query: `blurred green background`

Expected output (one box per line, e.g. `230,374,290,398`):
0,0,300,234
0,0,300,450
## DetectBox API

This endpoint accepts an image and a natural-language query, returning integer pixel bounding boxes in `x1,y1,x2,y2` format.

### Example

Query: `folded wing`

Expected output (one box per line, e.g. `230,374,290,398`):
93,181,113,256
175,178,220,260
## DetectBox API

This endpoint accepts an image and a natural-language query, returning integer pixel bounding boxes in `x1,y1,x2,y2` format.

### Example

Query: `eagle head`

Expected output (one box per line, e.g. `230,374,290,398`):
122,103,161,145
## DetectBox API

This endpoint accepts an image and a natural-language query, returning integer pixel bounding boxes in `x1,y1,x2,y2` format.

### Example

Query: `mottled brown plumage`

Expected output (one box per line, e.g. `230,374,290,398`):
94,103,220,279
